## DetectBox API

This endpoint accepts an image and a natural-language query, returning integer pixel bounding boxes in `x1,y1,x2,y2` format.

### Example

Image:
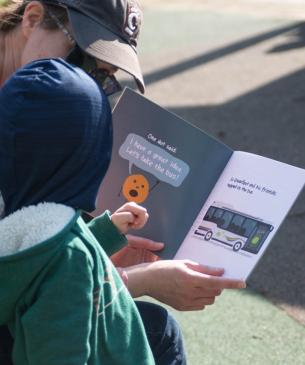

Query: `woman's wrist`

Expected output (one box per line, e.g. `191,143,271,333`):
124,262,155,298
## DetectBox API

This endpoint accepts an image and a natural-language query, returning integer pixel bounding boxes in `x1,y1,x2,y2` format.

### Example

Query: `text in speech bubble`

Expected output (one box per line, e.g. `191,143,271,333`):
119,134,190,187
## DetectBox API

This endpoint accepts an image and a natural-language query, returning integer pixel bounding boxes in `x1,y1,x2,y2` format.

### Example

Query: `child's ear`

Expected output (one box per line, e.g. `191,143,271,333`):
21,1,45,39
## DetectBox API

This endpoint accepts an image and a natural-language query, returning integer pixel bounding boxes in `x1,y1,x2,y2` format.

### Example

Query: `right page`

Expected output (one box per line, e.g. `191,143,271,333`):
175,151,305,280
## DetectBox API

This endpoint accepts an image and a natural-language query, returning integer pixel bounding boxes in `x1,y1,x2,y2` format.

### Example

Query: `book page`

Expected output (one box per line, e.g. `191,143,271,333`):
175,151,305,280
93,88,233,259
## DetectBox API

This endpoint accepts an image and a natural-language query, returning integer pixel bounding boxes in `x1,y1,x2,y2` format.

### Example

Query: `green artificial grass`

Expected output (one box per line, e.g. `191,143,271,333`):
144,289,305,365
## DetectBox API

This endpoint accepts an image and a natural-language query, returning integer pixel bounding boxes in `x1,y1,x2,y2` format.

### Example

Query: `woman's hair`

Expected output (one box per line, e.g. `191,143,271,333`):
0,0,68,32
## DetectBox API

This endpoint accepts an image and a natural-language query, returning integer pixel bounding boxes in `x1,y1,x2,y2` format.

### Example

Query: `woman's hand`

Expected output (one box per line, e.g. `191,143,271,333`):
111,234,164,267
125,260,246,311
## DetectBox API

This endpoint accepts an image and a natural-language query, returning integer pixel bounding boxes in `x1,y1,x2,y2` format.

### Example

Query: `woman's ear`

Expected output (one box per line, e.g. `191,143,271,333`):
21,1,45,39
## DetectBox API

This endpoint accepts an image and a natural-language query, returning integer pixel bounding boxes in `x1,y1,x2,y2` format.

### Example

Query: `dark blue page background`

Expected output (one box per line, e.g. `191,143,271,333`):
94,88,233,259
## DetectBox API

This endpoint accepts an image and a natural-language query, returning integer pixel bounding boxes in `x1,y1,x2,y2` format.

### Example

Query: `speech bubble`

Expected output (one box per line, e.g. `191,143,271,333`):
119,133,190,187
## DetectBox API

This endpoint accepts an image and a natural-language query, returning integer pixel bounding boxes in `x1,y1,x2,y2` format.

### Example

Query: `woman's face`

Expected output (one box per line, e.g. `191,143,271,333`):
20,2,118,78
0,1,72,83
2,1,119,88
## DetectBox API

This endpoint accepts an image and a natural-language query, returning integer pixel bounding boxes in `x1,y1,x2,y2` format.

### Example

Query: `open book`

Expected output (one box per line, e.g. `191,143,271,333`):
93,88,305,280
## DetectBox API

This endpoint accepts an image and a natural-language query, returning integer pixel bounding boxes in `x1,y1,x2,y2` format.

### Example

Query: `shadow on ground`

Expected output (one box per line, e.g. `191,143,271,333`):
141,22,305,312
268,21,305,53
168,68,305,310
144,21,305,86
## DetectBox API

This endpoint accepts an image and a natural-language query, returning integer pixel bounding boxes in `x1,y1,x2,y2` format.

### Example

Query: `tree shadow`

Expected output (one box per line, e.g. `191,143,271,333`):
267,22,305,53
167,67,305,311
144,21,305,87
116,21,305,93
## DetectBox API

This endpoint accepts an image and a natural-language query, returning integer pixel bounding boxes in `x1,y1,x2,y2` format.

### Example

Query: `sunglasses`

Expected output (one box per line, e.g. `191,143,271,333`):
66,45,122,96
46,7,122,96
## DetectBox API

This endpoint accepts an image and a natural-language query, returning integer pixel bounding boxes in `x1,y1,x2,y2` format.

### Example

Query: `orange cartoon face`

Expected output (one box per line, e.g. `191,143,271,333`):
122,174,150,203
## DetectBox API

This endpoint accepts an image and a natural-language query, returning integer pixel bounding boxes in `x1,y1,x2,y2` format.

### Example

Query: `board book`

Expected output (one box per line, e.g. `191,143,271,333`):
93,88,305,280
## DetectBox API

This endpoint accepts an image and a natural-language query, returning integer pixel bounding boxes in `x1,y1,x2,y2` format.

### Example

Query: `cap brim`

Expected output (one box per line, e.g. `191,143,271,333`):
68,9,145,94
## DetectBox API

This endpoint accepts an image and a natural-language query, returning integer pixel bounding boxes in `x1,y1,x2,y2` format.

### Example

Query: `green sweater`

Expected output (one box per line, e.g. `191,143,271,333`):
0,202,155,365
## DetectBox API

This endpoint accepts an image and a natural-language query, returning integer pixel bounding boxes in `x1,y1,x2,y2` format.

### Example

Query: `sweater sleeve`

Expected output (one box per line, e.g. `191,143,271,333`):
20,248,94,365
87,210,127,256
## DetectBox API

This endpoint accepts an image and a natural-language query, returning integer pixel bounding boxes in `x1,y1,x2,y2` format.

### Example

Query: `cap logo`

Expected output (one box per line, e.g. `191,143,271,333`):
124,1,142,46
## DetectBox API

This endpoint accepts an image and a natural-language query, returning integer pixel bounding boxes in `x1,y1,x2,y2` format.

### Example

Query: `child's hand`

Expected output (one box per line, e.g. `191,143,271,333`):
111,202,149,234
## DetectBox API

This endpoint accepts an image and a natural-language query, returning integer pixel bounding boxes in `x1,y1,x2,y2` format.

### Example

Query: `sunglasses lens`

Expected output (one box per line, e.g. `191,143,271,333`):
90,70,122,96
101,75,122,96
89,69,109,85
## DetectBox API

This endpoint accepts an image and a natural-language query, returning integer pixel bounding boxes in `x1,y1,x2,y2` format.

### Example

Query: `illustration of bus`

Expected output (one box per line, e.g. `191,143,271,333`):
194,203,274,254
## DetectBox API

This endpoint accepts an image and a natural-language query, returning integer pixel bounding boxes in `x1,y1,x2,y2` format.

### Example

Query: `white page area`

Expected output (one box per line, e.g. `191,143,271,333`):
175,151,305,280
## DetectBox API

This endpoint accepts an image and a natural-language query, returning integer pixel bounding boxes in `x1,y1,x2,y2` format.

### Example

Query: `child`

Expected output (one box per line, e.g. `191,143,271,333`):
0,58,155,365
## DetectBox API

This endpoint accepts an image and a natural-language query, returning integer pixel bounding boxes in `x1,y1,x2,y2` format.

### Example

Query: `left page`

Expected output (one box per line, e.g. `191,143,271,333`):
93,88,233,258
175,151,305,279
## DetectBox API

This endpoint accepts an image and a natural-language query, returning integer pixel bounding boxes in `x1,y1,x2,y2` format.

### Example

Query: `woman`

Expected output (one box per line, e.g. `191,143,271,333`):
0,1,245,364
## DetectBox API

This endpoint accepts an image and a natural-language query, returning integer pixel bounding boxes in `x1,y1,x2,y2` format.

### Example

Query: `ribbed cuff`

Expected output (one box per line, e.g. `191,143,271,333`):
87,210,127,256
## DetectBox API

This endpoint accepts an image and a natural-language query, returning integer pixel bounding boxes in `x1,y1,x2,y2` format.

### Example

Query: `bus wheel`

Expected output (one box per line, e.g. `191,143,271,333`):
233,241,242,252
205,231,212,241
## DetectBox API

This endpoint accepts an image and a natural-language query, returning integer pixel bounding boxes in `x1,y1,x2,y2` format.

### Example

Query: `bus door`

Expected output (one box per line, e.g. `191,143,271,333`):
242,223,273,254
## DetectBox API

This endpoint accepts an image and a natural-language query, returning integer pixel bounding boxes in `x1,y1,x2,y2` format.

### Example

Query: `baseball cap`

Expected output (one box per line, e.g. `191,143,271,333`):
44,0,145,93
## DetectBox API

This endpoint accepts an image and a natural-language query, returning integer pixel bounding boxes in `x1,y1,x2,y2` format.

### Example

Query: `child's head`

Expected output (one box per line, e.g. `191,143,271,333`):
0,58,113,216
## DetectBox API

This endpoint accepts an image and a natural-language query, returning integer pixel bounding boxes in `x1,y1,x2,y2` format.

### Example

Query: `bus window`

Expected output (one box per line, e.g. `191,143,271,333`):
212,208,224,225
228,214,245,235
218,211,234,229
204,206,216,222
241,218,257,238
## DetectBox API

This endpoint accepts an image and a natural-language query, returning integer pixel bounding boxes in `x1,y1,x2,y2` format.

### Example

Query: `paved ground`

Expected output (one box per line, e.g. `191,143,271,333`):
141,0,305,20
120,2,305,362
127,0,305,327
